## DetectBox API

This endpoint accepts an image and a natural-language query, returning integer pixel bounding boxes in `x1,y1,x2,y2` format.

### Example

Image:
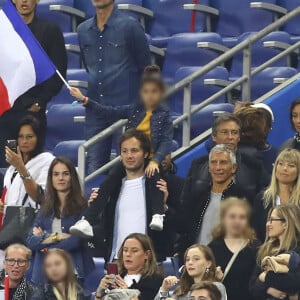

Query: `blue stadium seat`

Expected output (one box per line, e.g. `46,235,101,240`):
163,33,228,84
148,0,211,48
46,104,85,151
49,69,88,108
64,32,81,69
251,67,297,100
53,140,84,165
163,257,176,277
171,66,229,113
230,31,292,78
191,103,234,139
277,0,300,42
0,0,6,8
84,257,105,293
211,0,281,46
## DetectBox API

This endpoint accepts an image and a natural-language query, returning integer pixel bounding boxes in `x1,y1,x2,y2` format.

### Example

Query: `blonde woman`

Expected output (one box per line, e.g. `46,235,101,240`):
31,249,90,300
154,245,227,300
209,198,260,300
253,148,300,241
250,205,300,300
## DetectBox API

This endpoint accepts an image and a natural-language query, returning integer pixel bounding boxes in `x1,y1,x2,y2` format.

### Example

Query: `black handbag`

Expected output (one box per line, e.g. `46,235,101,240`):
0,193,38,249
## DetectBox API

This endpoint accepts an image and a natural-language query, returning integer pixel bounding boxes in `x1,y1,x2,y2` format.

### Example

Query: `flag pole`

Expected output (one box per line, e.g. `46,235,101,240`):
56,70,71,89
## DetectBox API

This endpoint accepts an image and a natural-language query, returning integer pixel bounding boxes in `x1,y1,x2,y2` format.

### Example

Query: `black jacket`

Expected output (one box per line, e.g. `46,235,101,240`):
279,137,300,152
177,175,249,252
184,152,269,205
12,16,67,111
250,246,300,300
252,192,272,242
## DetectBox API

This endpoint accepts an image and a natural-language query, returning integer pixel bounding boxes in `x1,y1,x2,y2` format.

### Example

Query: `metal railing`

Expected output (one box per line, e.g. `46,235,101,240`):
78,6,300,184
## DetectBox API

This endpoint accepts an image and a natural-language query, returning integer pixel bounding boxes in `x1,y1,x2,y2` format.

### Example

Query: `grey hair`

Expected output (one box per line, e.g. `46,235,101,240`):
209,144,237,165
211,113,241,136
103,289,141,300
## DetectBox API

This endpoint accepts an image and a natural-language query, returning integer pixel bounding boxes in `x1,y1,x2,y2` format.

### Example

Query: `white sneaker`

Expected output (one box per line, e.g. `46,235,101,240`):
149,214,164,231
70,218,94,238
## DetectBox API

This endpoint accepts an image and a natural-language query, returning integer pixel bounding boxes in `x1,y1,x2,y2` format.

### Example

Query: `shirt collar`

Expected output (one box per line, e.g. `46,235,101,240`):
90,8,119,30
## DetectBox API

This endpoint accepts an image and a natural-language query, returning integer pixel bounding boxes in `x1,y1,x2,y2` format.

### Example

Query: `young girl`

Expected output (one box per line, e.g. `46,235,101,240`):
70,65,173,231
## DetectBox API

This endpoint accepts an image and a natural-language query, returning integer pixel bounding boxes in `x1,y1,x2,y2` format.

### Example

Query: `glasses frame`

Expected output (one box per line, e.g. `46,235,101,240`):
268,218,286,224
5,258,28,267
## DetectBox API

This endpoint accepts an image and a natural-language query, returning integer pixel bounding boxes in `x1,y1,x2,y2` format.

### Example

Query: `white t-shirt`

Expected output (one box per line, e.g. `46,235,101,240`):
111,176,147,260
198,192,222,245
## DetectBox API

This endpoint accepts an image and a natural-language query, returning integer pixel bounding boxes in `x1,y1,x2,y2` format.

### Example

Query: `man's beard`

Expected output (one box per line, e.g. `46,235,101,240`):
92,0,114,9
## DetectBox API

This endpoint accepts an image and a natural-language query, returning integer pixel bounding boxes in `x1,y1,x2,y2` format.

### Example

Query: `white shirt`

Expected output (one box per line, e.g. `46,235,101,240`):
198,192,222,245
275,195,281,206
124,274,142,287
111,176,146,260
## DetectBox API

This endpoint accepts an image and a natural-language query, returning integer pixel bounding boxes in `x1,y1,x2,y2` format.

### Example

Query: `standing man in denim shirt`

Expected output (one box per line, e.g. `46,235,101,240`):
78,0,151,173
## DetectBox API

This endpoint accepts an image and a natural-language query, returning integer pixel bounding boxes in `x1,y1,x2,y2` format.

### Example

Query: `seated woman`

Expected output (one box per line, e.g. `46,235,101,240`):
209,197,260,300
280,98,300,151
27,157,94,285
253,148,300,241
96,233,163,300
31,249,90,300
2,116,54,208
154,245,227,300
250,205,300,300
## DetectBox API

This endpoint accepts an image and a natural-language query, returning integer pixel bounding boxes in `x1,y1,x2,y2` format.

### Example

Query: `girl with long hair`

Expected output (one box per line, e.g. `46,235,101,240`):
209,198,260,300
253,148,300,241
31,249,90,300
27,157,94,285
154,245,227,300
96,233,163,300
250,205,300,300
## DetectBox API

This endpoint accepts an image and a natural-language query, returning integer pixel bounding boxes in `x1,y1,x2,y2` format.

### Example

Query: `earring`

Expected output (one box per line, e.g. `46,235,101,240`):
205,267,210,274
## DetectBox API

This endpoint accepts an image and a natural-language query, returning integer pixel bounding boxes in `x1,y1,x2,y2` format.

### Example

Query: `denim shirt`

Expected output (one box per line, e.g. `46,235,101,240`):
27,210,94,285
77,9,151,114
85,100,174,163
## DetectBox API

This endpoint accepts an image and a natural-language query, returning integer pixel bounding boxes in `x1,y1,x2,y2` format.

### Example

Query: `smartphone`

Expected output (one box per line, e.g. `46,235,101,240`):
107,263,118,275
6,140,17,153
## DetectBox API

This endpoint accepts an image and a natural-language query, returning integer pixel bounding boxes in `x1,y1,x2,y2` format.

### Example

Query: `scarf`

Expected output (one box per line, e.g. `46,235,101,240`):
3,152,54,207
12,278,27,300
294,133,300,143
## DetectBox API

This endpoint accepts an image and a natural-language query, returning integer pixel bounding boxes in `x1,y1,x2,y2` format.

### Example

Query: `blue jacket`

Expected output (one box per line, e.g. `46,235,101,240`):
85,101,173,163
27,210,94,285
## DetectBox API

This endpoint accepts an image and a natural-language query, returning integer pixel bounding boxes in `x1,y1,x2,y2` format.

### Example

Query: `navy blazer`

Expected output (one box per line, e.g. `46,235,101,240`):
85,101,173,163
27,210,94,285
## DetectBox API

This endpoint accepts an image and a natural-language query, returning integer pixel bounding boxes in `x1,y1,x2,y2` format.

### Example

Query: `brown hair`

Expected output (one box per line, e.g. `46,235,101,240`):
190,282,222,300
43,157,86,218
211,197,256,242
43,249,80,299
141,65,165,92
175,245,218,296
290,98,300,131
118,233,160,277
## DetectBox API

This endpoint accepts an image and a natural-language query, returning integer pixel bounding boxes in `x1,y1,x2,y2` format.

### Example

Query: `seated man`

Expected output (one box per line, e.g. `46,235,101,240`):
1,244,38,298
191,113,269,204
71,129,171,262
177,144,249,252
190,282,222,300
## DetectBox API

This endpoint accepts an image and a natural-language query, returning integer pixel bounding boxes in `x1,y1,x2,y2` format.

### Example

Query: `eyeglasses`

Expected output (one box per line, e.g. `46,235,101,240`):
5,258,28,267
267,218,285,224
218,130,239,137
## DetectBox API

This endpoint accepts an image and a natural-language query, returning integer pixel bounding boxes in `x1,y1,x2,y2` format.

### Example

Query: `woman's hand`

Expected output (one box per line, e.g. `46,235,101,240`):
98,275,117,290
156,179,169,203
114,275,128,289
215,266,224,281
5,146,24,171
267,287,286,299
70,87,84,101
88,189,99,206
161,276,179,292
33,227,44,236
145,161,160,178
258,271,267,282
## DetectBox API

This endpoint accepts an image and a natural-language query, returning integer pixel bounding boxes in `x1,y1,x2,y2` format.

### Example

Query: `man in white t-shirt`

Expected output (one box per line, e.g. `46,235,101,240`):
70,129,168,262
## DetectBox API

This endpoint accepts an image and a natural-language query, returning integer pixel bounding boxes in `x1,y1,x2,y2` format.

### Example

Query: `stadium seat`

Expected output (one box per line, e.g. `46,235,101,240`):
148,0,213,48
0,0,6,8
53,140,84,166
171,66,229,113
251,67,297,100
230,31,292,78
46,104,85,151
49,69,88,108
191,103,234,139
162,33,228,84
84,257,105,293
64,32,81,69
211,0,285,46
163,257,176,277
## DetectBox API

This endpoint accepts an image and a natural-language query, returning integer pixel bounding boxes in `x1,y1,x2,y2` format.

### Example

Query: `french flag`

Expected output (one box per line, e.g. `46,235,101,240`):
0,0,57,116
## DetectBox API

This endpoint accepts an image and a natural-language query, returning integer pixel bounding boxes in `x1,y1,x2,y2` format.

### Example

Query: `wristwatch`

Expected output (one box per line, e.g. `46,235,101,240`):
20,171,32,181
159,289,169,299
51,233,59,243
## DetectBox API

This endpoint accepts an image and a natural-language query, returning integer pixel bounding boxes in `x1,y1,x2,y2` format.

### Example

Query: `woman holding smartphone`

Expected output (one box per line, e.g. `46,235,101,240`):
2,115,54,208
96,233,163,300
